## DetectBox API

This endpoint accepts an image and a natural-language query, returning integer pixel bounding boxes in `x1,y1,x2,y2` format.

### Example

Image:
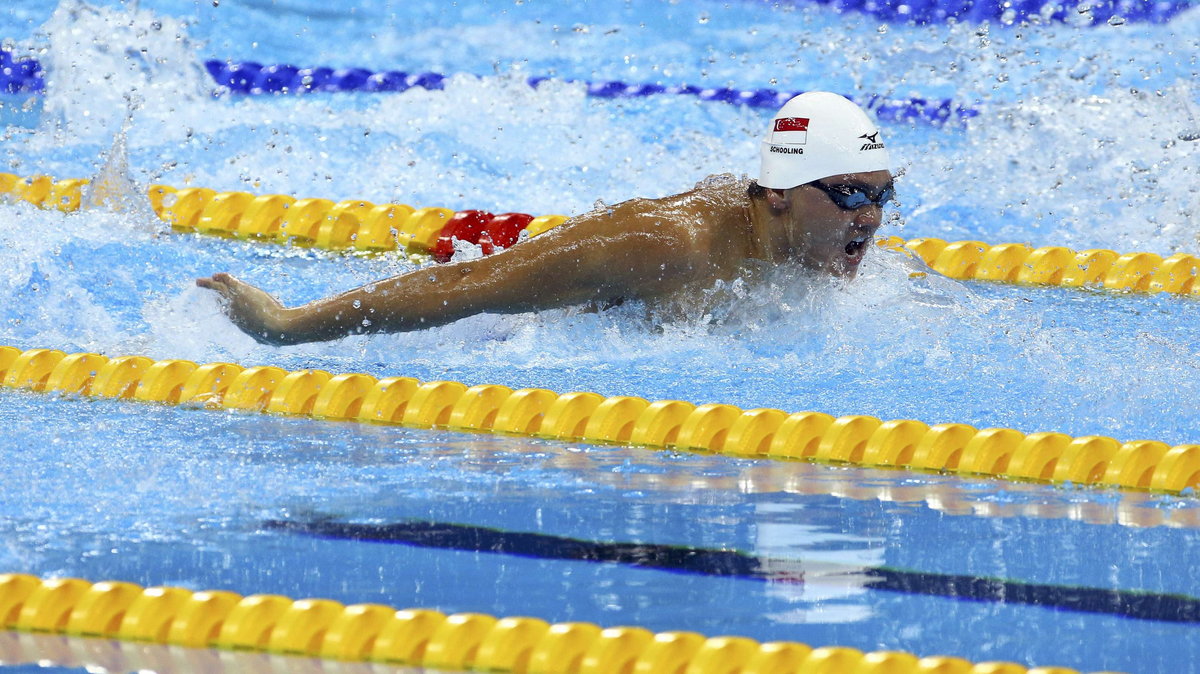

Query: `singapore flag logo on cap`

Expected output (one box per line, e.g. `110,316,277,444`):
770,117,809,145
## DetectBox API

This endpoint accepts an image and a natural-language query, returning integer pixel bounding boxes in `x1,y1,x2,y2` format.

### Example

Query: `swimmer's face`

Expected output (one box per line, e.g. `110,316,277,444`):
772,170,893,277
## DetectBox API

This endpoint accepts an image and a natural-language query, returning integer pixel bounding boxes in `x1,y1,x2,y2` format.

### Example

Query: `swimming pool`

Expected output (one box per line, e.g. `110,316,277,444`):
2,1,1199,673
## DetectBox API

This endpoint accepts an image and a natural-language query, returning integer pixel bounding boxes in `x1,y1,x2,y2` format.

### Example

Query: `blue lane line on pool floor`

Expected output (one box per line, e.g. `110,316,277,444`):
266,518,1200,625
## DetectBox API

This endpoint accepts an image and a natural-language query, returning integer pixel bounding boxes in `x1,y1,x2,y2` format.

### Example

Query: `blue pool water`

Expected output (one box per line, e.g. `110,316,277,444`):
5,392,1200,673
1,1,1199,673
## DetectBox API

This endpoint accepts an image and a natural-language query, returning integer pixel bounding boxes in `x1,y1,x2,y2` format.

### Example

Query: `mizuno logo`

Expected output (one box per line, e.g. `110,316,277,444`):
858,131,884,151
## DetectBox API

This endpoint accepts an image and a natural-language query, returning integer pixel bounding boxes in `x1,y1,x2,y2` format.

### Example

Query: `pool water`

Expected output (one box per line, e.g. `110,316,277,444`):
4,392,1200,673
1,1,1199,673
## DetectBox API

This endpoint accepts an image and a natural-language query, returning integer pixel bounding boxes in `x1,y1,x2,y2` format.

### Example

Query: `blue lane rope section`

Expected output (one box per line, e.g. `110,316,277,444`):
201,61,976,125
774,0,1192,24
0,49,43,94
0,48,971,125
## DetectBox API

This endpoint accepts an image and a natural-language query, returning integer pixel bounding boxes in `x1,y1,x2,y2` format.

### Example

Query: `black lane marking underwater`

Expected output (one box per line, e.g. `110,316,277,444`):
265,519,1200,624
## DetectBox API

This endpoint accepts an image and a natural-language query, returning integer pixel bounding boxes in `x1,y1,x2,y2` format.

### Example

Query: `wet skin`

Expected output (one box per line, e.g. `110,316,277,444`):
196,170,891,346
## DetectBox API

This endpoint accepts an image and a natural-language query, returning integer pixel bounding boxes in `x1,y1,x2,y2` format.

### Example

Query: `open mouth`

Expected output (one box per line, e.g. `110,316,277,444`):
844,235,869,257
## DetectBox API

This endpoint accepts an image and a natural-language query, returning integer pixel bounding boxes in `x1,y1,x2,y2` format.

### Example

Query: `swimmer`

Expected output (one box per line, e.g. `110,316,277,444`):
197,91,893,346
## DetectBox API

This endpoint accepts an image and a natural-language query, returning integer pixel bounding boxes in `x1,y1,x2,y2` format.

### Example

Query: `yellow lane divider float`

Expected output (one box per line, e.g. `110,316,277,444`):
0,172,567,261
875,236,1200,294
2,345,1199,496
0,574,1118,674
2,172,1199,293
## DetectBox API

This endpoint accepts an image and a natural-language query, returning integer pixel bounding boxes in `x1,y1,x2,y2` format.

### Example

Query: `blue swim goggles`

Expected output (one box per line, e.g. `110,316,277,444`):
809,180,895,210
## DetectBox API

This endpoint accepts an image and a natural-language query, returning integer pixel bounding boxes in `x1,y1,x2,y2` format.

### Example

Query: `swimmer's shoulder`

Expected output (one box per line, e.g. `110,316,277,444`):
543,174,747,261
609,174,749,222
575,174,748,218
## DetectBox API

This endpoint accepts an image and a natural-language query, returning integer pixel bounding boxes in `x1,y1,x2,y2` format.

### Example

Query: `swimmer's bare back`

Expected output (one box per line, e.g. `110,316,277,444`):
196,177,757,346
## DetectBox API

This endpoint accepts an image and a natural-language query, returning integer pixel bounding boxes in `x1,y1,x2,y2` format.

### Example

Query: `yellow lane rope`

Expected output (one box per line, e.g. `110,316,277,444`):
2,345,1198,496
0,173,567,259
2,172,1198,293
0,574,1117,674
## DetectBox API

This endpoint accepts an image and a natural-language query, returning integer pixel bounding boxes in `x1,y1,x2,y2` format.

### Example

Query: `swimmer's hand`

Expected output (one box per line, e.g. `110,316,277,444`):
195,273,293,346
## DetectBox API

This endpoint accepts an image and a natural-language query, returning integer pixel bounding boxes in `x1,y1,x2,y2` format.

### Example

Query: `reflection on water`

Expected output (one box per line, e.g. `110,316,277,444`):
0,631,425,674
755,502,883,624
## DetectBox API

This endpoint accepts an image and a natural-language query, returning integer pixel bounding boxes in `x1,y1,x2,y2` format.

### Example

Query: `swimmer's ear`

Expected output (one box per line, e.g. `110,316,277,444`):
765,188,789,215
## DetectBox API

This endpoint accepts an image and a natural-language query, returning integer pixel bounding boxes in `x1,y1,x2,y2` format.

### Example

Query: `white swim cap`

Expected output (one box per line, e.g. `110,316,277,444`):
758,92,890,190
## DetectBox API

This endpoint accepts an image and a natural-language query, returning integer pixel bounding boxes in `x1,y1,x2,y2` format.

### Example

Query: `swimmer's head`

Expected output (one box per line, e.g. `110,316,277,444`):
748,92,893,277
758,92,890,189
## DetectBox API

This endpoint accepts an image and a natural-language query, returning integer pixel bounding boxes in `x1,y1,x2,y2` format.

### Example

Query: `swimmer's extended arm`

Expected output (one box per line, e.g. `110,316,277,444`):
197,203,704,345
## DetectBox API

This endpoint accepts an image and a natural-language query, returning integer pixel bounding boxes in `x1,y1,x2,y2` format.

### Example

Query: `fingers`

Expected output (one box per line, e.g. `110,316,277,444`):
196,272,234,291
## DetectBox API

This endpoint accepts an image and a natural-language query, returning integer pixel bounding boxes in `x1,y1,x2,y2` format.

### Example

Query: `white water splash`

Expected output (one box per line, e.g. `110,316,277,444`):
35,0,212,145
